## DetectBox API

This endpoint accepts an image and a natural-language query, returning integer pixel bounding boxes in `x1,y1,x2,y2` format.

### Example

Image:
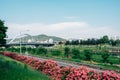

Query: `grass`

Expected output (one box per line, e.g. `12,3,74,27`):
30,53,120,72
0,54,50,80
97,63,120,71
2,44,120,72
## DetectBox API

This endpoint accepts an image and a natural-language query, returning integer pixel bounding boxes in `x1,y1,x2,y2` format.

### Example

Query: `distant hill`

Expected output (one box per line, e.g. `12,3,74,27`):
32,34,65,41
7,34,65,43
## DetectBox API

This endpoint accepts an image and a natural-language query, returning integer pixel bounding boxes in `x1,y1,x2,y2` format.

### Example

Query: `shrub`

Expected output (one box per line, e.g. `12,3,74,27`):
2,51,120,80
51,49,61,56
101,52,110,63
71,48,80,59
64,47,70,58
36,46,47,55
84,49,93,61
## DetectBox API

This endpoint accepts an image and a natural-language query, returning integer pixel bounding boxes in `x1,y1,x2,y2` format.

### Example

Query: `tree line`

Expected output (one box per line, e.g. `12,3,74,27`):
2,46,119,65
65,35,120,46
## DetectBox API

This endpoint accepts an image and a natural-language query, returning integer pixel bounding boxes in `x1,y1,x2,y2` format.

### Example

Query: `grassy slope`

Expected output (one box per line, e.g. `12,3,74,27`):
0,54,50,80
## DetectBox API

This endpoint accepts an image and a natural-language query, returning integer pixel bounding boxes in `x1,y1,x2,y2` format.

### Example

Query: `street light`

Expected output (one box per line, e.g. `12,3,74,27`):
20,30,29,55
24,34,32,56
20,32,22,55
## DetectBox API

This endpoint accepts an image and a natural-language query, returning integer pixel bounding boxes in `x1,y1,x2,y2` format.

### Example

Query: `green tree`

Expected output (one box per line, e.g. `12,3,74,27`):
71,40,79,45
27,47,32,53
36,46,47,55
59,41,62,45
31,48,36,54
21,47,26,53
72,48,80,59
0,20,8,47
115,39,120,46
84,49,92,61
109,39,116,46
65,41,70,45
101,52,110,63
64,47,70,58
101,35,109,44
51,49,61,56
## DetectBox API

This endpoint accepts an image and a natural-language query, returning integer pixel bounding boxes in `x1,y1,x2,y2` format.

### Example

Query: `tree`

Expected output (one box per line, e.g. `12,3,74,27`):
71,40,79,45
64,47,70,58
65,41,70,45
21,47,26,53
101,52,110,63
101,35,109,44
31,48,36,54
72,48,80,59
36,46,47,55
59,41,62,45
115,39,120,46
84,49,92,61
0,20,8,47
51,49,61,56
109,39,116,46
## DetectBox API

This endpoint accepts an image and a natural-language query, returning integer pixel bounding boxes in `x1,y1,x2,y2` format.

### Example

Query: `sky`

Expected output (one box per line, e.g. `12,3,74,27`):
0,0,120,39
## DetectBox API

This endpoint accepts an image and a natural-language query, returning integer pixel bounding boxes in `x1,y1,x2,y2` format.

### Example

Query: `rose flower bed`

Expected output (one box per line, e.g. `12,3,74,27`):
1,52,120,80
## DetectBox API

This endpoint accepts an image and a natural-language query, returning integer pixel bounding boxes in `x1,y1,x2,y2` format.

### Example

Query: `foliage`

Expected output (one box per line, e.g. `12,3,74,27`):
84,49,93,61
65,35,120,46
1,52,120,80
71,40,79,45
0,20,8,47
101,35,109,44
101,52,110,63
65,41,70,45
64,47,70,58
51,49,61,56
71,48,80,59
36,46,47,55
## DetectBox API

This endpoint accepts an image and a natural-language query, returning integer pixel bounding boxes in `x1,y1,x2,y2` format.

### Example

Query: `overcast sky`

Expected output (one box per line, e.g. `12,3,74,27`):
0,0,120,39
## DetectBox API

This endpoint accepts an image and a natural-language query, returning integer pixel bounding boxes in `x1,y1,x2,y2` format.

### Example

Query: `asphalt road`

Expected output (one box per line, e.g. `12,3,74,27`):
28,55,103,72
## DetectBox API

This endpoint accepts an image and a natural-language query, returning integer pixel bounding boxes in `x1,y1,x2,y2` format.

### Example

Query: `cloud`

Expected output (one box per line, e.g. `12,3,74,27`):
64,16,79,19
5,22,120,39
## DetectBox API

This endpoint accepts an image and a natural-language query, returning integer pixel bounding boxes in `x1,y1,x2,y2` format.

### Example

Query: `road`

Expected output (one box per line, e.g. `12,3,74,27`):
28,55,103,72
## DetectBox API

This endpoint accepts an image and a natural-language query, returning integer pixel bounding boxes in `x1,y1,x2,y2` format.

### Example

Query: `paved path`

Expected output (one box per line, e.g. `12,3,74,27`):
28,55,103,72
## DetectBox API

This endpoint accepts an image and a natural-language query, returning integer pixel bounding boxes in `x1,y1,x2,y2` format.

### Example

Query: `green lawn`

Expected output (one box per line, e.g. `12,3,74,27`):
0,54,50,80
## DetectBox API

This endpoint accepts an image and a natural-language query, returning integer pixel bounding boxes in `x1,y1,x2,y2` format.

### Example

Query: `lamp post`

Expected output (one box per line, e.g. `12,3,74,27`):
25,36,28,56
24,34,32,55
20,32,22,55
19,30,29,55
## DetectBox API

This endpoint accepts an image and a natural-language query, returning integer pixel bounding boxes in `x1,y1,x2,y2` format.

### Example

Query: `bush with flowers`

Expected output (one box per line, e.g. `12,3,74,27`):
1,52,120,80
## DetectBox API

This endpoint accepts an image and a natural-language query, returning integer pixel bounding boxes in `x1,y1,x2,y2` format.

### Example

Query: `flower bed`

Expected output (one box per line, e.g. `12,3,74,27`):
1,52,120,80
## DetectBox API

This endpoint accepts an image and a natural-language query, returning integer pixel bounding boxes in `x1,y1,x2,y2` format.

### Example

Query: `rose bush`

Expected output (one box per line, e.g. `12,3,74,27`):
1,52,120,80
